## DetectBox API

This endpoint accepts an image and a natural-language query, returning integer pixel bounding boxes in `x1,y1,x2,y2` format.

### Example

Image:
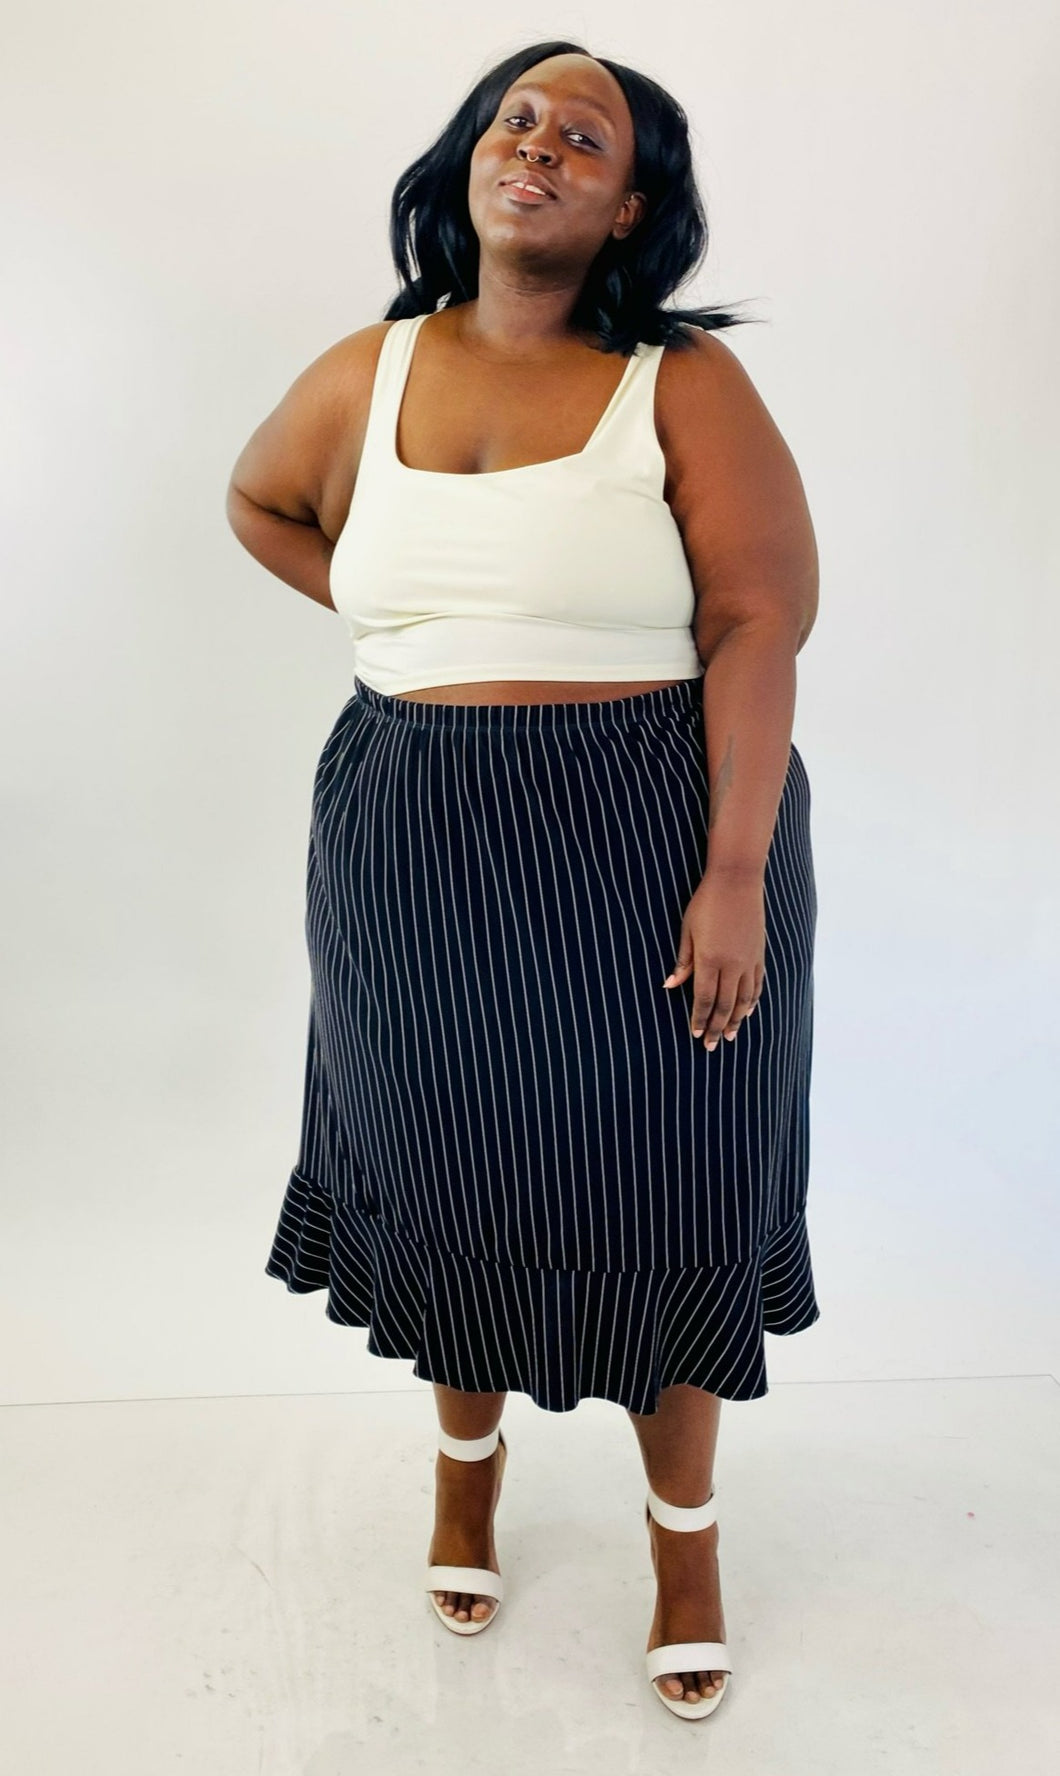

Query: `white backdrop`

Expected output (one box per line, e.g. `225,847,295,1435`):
2,1,1057,1406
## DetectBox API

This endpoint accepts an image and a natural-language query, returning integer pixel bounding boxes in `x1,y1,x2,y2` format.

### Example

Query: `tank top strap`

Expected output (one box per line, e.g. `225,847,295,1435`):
588,339,667,487
357,315,421,475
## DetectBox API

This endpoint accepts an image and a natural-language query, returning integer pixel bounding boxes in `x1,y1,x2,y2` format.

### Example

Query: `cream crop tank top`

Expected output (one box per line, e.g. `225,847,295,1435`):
327,312,704,694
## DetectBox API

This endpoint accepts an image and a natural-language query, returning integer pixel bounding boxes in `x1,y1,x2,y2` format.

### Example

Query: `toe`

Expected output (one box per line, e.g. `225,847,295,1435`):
432,1585,496,1624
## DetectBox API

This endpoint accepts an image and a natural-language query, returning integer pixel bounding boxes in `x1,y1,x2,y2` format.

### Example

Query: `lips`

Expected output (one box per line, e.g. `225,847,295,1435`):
499,170,558,200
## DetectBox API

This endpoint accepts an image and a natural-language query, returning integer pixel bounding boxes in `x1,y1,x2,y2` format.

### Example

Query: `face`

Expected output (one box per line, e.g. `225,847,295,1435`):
468,54,646,274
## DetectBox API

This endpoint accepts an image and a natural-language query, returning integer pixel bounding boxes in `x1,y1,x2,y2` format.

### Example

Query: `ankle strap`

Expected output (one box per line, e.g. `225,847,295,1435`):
438,1426,500,1461
646,1483,717,1531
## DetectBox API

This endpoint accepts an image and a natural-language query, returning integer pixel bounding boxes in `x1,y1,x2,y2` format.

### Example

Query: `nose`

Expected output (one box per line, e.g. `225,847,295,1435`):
518,137,555,163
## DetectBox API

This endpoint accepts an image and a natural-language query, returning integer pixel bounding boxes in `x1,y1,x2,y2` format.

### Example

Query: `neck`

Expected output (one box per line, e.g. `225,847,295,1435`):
453,269,590,358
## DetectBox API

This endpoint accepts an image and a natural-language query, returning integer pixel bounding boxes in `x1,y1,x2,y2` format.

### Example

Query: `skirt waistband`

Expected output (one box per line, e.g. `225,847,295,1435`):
352,674,703,735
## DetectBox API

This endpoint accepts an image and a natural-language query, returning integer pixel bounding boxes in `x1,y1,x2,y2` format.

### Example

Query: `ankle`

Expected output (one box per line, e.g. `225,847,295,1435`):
434,1448,501,1512
437,1424,502,1459
650,1519,719,1556
437,1446,501,1479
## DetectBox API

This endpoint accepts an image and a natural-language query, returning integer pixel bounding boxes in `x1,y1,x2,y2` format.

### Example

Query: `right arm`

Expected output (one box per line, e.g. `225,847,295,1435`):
224,322,392,610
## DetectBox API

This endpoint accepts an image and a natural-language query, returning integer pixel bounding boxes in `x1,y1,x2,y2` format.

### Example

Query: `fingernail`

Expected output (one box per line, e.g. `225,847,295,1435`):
662,975,676,987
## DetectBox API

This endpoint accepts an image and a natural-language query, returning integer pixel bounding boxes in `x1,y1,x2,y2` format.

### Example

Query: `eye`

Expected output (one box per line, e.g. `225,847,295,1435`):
502,112,600,149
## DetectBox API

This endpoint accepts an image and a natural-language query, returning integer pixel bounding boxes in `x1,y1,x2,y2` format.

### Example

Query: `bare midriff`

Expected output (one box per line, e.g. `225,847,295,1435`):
392,677,694,706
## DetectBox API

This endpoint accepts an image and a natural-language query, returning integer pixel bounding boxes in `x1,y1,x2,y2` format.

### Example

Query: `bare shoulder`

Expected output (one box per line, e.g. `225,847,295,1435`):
654,319,809,520
226,319,398,541
654,322,819,652
655,323,784,465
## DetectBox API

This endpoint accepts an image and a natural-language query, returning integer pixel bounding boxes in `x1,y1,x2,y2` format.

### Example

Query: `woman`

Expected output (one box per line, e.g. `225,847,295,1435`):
227,40,820,1722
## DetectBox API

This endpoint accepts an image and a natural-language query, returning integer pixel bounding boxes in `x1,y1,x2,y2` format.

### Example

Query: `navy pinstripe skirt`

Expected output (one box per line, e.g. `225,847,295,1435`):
264,674,820,1413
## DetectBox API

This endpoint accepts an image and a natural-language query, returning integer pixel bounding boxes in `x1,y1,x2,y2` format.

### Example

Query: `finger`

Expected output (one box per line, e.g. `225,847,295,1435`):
662,932,694,988
730,967,765,1022
690,963,721,1039
723,976,759,1038
696,966,742,1047
662,961,693,987
705,992,740,1047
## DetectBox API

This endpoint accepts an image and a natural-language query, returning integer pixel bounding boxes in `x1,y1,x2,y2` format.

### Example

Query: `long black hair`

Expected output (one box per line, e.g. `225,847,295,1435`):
383,39,759,354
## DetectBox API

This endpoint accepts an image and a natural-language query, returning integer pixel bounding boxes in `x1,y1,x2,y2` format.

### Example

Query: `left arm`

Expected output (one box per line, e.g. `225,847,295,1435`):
655,328,820,1043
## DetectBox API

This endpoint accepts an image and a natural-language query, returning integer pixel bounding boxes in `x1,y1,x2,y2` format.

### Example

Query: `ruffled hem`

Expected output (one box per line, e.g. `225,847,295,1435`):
264,1168,820,1414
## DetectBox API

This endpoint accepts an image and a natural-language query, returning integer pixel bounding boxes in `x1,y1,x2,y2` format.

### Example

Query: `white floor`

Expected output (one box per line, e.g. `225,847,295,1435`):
2,1371,1059,1774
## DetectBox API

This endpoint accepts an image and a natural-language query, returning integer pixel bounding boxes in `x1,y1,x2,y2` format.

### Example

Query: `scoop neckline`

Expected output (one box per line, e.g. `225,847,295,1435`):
390,311,644,480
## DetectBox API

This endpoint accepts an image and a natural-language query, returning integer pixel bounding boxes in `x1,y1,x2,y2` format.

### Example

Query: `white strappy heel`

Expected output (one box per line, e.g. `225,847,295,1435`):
644,1483,732,1719
425,1425,507,1636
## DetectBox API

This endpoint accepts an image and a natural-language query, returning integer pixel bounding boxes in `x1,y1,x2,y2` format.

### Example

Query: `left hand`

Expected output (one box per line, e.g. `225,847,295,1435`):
662,870,765,1050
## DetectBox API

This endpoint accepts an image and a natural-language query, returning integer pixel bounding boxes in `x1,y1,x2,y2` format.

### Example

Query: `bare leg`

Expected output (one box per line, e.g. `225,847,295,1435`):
428,1385,508,1624
627,1385,727,1704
